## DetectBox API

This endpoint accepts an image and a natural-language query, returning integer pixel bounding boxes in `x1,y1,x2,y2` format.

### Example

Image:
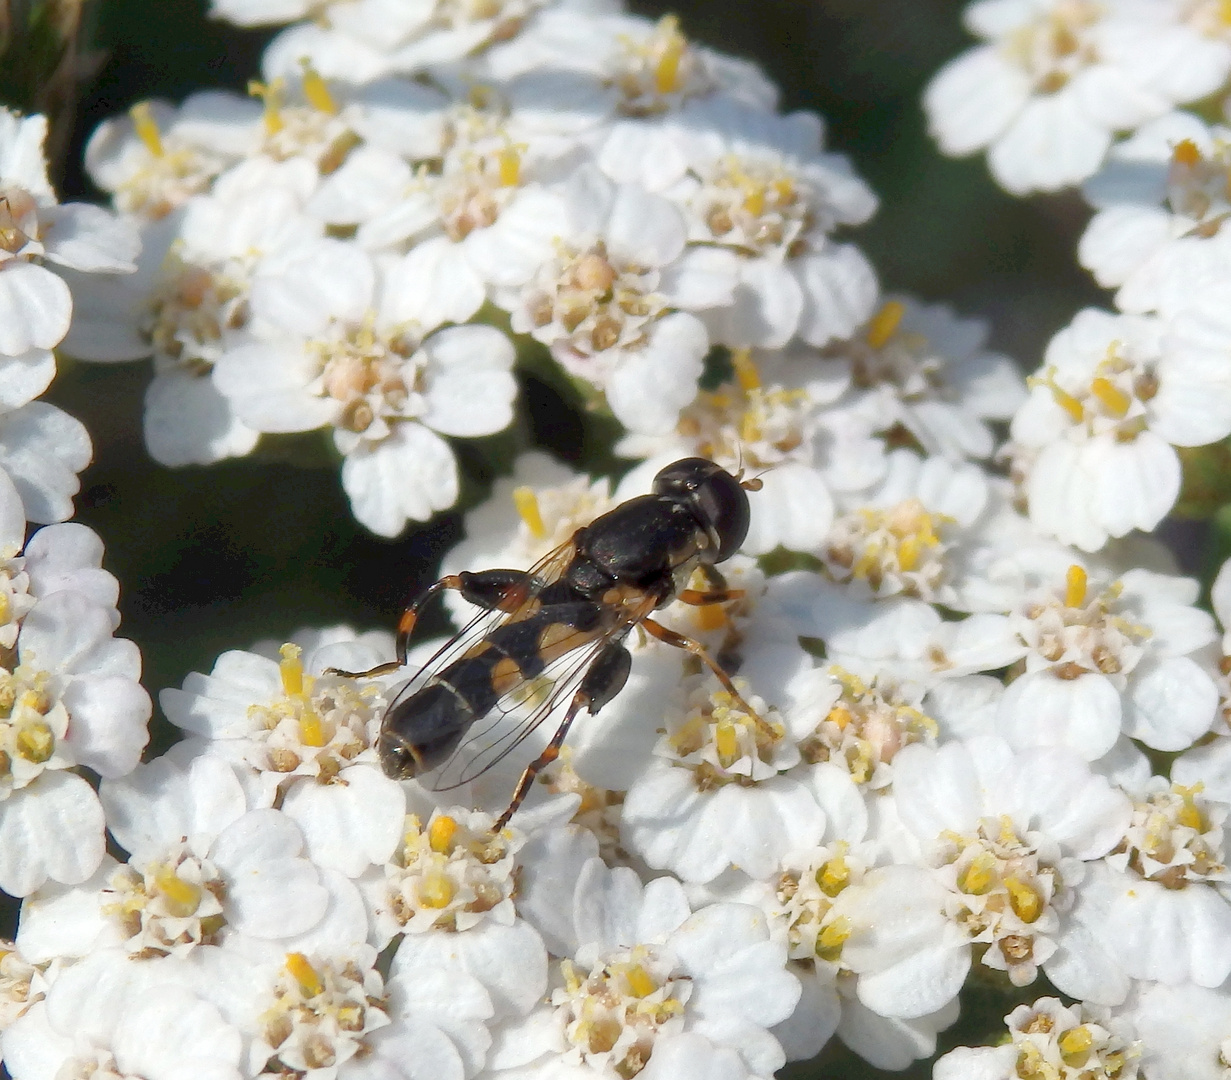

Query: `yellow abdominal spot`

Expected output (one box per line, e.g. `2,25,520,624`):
513,486,547,539
129,102,164,157
286,952,324,998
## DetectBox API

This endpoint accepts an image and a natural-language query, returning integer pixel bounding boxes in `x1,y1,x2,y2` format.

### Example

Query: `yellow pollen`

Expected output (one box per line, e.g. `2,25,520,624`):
732,348,761,392
129,102,164,157
418,872,455,908
1029,367,1085,423
1058,1025,1094,1067
958,851,997,895
694,603,727,631
1176,784,1206,831
0,593,9,623
653,16,687,95
285,952,324,998
1173,138,1202,167
154,866,203,918
866,300,905,349
299,61,338,115
826,702,853,730
279,643,304,696
15,721,53,763
429,815,458,854
817,916,852,961
1090,376,1130,418
248,78,285,136
624,963,657,998
742,183,766,218
298,707,326,748
561,958,583,994
513,486,547,540
817,853,850,896
714,719,740,767
498,145,522,187
1065,564,1088,609
897,535,922,573
1005,876,1043,923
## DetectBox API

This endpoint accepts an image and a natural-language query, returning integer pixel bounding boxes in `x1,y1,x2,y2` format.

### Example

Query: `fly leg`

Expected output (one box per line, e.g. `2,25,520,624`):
493,640,632,832
326,569,540,678
676,564,744,607
641,618,773,736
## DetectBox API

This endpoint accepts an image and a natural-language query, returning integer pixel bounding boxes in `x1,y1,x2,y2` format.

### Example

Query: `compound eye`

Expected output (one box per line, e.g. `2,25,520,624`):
652,457,713,497
696,469,751,562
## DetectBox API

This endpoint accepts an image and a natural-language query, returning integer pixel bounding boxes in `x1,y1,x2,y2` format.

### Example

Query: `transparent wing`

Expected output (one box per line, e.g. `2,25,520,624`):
425,589,659,792
382,538,579,717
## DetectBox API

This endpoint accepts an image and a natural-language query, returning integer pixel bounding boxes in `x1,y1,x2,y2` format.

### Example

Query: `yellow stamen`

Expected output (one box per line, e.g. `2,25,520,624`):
129,102,164,158
714,719,740,767
653,16,686,95
0,593,9,624
1090,376,1130,418
1058,1025,1093,1068
1005,876,1042,923
1029,367,1085,423
15,721,53,763
694,603,727,631
958,851,997,895
418,872,455,909
817,853,850,896
298,707,326,748
865,300,905,349
742,184,766,218
154,866,202,918
429,814,458,854
1172,138,1202,167
826,702,853,730
624,964,657,998
286,952,324,998
732,348,761,392
817,916,851,961
299,61,338,115
513,486,546,540
561,958,582,994
1065,564,1087,609
897,535,921,573
1176,783,1206,831
279,643,304,696
248,78,285,136
498,145,521,187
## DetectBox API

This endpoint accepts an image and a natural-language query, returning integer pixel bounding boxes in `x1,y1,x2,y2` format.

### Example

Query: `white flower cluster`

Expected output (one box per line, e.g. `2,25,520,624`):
7,0,1231,1078
63,0,880,536
924,0,1231,552
0,109,153,900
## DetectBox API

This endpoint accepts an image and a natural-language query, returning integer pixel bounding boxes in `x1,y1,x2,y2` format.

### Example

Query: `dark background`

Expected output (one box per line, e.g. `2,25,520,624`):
22,1,1105,1074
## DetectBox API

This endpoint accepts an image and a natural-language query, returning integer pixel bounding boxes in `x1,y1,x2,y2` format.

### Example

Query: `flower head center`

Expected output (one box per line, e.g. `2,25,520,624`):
845,300,950,400
385,810,522,932
0,185,41,258
145,254,250,372
1005,1000,1140,1080
663,679,788,788
1002,1,1102,94
246,643,383,780
313,318,423,435
259,952,389,1074
611,15,712,117
527,242,664,361
0,664,67,794
1165,136,1231,233
937,817,1065,985
694,156,807,256
798,667,938,786
1017,569,1150,678
1028,345,1157,442
824,499,954,600
677,354,812,470
777,842,865,965
102,844,227,957
553,943,690,1076
1116,782,1229,888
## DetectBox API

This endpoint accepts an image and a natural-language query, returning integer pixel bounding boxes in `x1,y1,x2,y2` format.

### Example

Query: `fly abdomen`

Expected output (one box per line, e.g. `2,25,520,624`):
378,680,475,779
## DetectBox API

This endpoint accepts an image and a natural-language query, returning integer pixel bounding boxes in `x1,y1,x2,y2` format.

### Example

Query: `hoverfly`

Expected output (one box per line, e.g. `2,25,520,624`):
333,457,765,831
